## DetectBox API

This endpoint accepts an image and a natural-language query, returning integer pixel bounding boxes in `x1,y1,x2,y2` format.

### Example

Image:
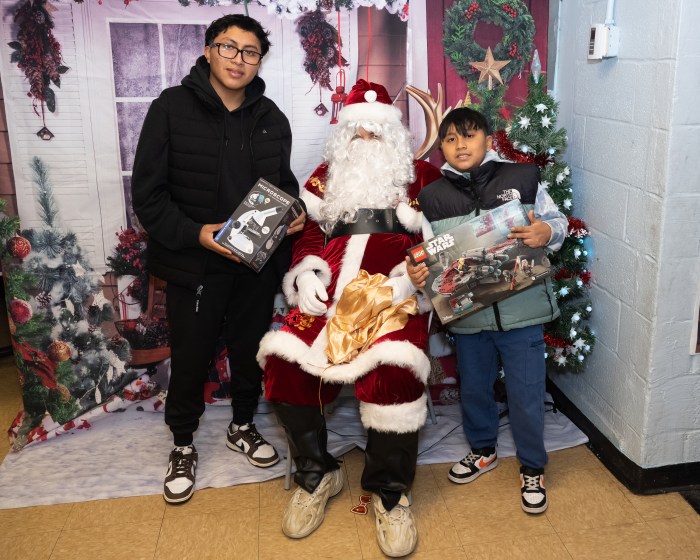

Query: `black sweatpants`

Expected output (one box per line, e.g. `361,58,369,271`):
165,265,282,446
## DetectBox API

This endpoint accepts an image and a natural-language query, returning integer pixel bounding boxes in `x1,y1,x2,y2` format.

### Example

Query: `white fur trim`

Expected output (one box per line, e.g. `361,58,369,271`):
300,188,323,222
395,202,423,233
338,102,402,127
257,330,431,385
416,292,433,314
360,394,428,433
388,260,407,279
388,261,431,314
282,255,332,306
325,235,369,319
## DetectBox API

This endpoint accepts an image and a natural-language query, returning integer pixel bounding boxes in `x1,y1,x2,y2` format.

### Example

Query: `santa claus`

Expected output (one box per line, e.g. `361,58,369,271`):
257,80,441,557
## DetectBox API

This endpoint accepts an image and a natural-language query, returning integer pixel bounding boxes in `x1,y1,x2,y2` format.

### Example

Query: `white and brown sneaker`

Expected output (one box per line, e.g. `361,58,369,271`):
163,445,197,504
226,422,279,467
520,466,547,514
448,447,498,484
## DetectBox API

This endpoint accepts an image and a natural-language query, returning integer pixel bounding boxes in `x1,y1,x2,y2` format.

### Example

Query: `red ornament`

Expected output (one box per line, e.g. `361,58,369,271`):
330,70,347,125
47,340,71,362
6,234,31,259
9,298,32,324
493,130,553,167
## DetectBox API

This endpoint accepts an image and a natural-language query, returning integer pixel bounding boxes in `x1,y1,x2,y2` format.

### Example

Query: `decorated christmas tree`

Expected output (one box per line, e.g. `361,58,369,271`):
494,73,595,372
2,157,135,449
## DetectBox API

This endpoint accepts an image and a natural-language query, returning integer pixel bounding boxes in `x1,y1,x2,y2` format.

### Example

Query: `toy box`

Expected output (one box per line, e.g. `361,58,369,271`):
215,178,303,272
407,199,552,324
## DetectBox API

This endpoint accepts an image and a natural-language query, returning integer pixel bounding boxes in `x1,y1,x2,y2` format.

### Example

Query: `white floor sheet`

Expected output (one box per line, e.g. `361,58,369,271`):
0,394,587,509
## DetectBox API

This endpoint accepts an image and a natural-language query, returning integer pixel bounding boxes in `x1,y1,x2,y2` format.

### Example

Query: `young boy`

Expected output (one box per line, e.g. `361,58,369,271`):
407,107,567,514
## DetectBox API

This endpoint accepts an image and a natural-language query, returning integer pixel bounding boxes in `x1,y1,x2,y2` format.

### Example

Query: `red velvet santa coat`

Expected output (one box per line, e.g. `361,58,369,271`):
258,160,442,433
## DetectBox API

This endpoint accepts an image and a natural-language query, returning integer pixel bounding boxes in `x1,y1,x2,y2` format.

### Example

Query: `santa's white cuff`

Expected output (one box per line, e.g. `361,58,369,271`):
396,201,423,233
359,394,428,433
282,255,332,306
383,274,416,306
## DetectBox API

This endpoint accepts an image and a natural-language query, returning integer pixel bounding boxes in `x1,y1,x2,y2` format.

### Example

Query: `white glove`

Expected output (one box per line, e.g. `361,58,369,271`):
296,270,329,316
383,274,418,305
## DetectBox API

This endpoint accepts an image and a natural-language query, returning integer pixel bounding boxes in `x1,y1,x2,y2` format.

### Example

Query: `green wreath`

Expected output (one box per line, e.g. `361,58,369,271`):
443,0,536,84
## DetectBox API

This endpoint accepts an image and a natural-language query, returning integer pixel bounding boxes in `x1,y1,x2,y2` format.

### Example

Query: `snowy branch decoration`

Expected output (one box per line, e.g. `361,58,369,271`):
174,0,410,20
8,0,69,139
296,9,348,91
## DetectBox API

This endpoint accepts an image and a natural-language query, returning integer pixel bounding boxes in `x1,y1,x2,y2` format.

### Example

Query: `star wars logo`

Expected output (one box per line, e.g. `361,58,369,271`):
426,233,455,256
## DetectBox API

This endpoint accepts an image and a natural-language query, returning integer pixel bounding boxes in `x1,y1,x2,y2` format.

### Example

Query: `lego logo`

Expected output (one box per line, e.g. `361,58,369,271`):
411,247,427,262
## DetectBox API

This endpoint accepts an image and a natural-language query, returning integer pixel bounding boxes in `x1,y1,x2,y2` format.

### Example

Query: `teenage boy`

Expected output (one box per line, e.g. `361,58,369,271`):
132,14,305,504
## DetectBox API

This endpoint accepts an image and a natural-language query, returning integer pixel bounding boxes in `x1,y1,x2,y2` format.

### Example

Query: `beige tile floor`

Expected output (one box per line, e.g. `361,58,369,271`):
0,355,698,560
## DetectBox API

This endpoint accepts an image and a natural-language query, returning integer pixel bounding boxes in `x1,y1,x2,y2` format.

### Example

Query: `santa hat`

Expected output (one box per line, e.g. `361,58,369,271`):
337,79,403,127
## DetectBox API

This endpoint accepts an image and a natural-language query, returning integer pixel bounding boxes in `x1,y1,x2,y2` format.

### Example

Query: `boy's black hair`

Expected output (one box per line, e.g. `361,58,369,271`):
438,107,491,140
205,14,271,56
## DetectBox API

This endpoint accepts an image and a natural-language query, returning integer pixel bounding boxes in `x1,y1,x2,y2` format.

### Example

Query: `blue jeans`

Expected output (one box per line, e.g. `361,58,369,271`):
454,324,547,469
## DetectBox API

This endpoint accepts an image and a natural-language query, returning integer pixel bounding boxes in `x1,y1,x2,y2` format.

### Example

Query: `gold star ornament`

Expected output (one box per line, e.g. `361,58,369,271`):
470,47,511,90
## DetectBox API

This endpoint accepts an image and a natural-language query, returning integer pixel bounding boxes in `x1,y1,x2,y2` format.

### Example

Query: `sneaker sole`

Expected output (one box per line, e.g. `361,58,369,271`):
226,440,280,468
283,471,344,539
521,500,548,514
163,487,195,505
448,458,498,484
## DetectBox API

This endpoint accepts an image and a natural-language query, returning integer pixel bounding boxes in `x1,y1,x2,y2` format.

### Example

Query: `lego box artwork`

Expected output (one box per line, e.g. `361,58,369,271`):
408,200,552,324
215,178,303,272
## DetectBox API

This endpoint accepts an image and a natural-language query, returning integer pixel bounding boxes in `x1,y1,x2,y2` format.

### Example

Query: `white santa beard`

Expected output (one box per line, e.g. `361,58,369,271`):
321,139,411,226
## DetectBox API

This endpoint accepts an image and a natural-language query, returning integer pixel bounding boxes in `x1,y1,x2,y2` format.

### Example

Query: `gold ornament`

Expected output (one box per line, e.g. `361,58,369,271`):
8,315,16,336
48,340,71,362
55,384,72,402
470,47,510,90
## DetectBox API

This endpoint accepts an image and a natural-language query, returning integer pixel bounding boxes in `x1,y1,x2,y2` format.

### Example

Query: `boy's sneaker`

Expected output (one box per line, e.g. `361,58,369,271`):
163,445,198,504
226,422,279,467
448,447,498,484
520,466,547,514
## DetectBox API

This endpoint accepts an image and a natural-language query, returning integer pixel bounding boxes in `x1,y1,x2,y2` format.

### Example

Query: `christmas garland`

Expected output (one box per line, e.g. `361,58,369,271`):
296,10,347,91
443,0,535,84
9,0,68,125
176,0,410,21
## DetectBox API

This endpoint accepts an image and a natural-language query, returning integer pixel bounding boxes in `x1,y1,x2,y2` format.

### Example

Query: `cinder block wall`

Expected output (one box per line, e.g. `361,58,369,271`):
553,0,700,468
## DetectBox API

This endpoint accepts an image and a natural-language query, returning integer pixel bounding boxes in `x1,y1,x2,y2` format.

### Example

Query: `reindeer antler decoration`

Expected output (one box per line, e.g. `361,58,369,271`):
406,83,466,160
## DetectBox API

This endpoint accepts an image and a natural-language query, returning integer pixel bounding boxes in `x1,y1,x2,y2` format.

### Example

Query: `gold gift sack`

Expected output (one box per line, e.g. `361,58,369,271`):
326,270,418,365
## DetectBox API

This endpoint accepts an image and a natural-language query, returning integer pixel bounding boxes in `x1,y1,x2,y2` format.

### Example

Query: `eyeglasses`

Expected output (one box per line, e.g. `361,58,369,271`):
209,43,262,65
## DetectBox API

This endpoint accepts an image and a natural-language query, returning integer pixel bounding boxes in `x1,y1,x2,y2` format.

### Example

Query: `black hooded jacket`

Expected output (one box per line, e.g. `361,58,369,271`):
132,56,299,289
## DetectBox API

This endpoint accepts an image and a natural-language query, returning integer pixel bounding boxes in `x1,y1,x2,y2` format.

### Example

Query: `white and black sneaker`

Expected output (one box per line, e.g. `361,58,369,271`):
163,445,198,504
520,466,547,514
448,447,498,484
226,422,279,467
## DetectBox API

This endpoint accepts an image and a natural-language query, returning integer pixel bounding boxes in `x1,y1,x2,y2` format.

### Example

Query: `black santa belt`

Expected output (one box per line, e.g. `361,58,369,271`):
328,208,410,240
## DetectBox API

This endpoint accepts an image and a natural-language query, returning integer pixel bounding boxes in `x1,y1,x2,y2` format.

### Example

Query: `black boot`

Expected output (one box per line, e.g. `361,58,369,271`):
271,402,339,493
361,429,419,511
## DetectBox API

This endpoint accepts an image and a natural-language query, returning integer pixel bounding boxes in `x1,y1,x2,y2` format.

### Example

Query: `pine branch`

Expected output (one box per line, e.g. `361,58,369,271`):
31,157,58,228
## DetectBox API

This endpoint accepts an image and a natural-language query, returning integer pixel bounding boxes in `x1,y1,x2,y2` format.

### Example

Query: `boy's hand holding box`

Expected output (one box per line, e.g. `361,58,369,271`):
407,200,553,324
215,178,304,272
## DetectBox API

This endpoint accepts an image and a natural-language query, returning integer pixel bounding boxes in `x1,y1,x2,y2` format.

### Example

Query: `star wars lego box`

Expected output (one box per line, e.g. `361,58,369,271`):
407,199,553,325
215,178,303,272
